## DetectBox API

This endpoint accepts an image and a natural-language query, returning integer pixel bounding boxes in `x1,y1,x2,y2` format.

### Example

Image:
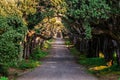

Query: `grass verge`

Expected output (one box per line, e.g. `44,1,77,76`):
0,77,8,80
0,40,52,80
69,47,120,80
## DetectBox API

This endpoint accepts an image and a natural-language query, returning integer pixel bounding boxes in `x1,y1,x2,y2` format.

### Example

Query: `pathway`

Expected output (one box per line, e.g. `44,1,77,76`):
17,38,98,80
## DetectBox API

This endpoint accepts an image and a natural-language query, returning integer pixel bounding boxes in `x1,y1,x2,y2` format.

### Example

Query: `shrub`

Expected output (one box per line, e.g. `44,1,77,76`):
118,77,120,80
30,47,48,61
43,41,51,49
70,47,79,55
0,64,8,76
18,60,40,70
0,40,19,64
65,40,71,45
0,15,27,64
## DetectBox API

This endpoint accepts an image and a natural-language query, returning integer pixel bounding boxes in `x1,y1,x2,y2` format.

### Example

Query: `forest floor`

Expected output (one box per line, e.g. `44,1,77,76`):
17,38,98,80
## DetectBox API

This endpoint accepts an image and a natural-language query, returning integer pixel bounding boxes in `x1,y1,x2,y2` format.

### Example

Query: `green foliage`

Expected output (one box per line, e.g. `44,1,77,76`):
42,10,55,18
89,63,120,75
0,15,27,64
79,58,106,67
48,39,53,42
18,60,40,70
79,57,120,75
107,0,120,15
6,15,27,35
66,0,111,39
84,22,92,39
50,0,67,14
101,64,120,73
70,46,120,76
30,47,48,61
70,47,79,55
0,64,8,76
0,16,8,35
27,12,44,29
0,0,22,16
65,40,71,45
69,47,86,60
18,0,37,15
43,41,51,49
0,77,8,80
118,77,120,80
0,40,19,63
67,0,110,20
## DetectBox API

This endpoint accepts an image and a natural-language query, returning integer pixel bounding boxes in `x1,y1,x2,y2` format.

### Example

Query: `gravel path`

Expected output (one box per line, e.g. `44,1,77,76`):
17,38,98,80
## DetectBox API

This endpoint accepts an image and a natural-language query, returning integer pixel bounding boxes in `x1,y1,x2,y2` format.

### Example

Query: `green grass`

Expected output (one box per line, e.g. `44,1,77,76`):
79,58,106,67
69,47,79,55
79,57,120,75
100,64,120,74
66,37,120,80
69,46,120,79
0,77,8,80
7,47,48,70
69,47,86,60
118,77,120,80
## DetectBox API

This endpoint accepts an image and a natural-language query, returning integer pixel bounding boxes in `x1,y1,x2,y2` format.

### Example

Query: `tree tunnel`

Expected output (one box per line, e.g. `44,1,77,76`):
0,0,120,67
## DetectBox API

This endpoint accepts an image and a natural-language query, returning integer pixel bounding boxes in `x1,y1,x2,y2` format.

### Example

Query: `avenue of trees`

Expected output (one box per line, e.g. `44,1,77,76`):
0,0,120,77
0,0,59,64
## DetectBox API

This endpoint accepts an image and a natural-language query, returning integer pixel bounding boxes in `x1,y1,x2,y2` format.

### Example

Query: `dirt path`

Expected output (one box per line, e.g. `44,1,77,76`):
17,38,98,80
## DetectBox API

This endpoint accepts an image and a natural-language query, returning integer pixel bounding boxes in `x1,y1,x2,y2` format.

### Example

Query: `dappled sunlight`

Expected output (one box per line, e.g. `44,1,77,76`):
99,52,104,58
89,66,109,71
106,60,113,67
89,60,113,71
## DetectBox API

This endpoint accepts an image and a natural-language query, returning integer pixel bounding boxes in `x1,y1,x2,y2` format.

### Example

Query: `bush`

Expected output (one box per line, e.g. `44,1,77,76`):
30,47,48,61
70,47,80,55
43,41,51,49
0,64,8,76
65,40,71,45
0,40,19,64
0,77,8,80
0,15,27,64
69,47,85,60
18,60,40,70
118,77,120,80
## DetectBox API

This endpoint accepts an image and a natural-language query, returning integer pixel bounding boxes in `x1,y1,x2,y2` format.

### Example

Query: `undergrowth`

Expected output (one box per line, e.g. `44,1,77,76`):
18,60,40,70
69,46,120,79
30,47,48,61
